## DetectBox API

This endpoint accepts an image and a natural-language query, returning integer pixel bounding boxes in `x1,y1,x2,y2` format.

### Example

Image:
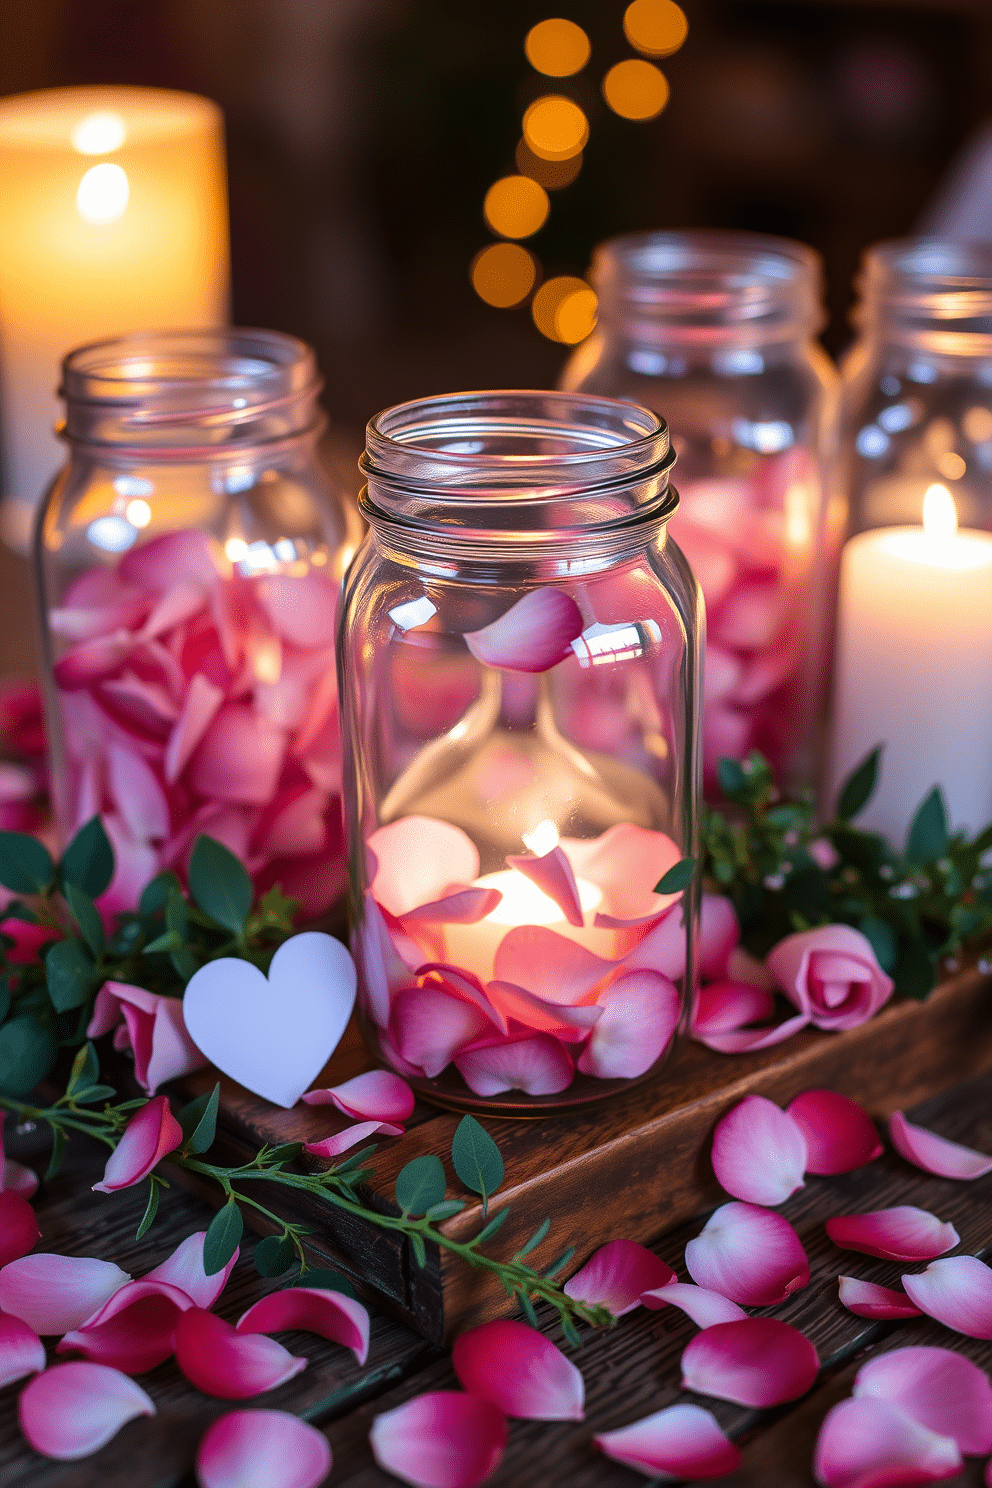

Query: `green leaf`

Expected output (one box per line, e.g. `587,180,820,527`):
395,1154,447,1216
64,883,105,958
836,746,883,822
189,835,253,936
44,1127,67,1182
135,1180,161,1240
517,1217,551,1258
473,1206,510,1246
72,1084,118,1105
409,1231,427,1269
290,1268,356,1299
0,832,54,895
139,870,182,916
517,1290,539,1329
170,945,199,985
166,889,189,941
654,856,696,895
142,930,181,956
859,915,898,974
424,1199,466,1222
561,1316,581,1348
2,902,39,924
255,884,299,932
203,1199,244,1276
906,787,949,866
330,1144,378,1175
44,940,96,1013
893,938,936,1000
254,1234,297,1277
183,1083,219,1155
177,1086,219,1150
0,1016,56,1094
451,1115,504,1215
60,817,113,898
67,1040,100,1095
543,1245,575,1279
0,978,11,1024
716,757,748,798
265,1142,304,1164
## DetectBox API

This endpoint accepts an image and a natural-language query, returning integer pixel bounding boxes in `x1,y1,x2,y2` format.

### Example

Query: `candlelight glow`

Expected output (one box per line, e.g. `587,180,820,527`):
602,59,670,120
125,499,152,528
224,537,249,562
483,175,550,239
71,110,127,154
522,819,560,855
473,868,601,928
76,162,129,224
923,483,957,541
471,243,537,307
524,18,591,77
523,96,589,161
623,0,689,57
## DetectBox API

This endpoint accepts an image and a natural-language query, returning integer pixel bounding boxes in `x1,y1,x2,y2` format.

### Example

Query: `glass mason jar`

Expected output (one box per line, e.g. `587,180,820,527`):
338,390,702,1114
36,328,360,920
825,239,992,844
561,230,837,792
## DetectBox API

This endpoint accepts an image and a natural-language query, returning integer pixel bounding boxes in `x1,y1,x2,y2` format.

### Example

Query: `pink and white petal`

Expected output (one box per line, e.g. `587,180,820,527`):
464,588,583,674
455,1034,574,1097
121,529,224,591
53,632,133,689
368,818,480,919
106,742,170,841
694,1011,811,1054
563,1239,675,1318
576,970,679,1081
57,1279,193,1373
0,1254,131,1334
691,982,775,1037
594,1402,742,1479
187,704,287,806
486,980,601,1042
304,1121,404,1159
97,816,162,920
492,926,614,1005
302,1070,416,1124
681,1318,819,1407
0,1191,41,1267
165,674,226,784
854,1344,992,1454
685,1203,810,1307
564,823,683,922
901,1256,992,1339
700,895,741,980
417,966,508,1034
390,987,494,1079
452,1319,583,1421
640,1282,748,1328
369,1390,508,1488
237,1288,370,1366
360,896,423,1028
141,996,211,1094
0,1311,45,1388
787,1090,883,1175
137,580,208,643
889,1110,992,1181
19,1362,155,1460
144,1231,239,1311
401,888,503,927
826,1208,960,1262
813,1396,962,1488
710,1095,807,1206
255,572,337,650
0,1157,38,1201
196,1409,332,1488
617,905,687,980
838,1278,922,1320
92,1095,184,1193
505,847,583,928
174,1308,307,1399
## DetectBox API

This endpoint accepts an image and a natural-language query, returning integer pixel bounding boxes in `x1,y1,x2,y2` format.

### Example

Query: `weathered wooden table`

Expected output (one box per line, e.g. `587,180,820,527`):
2,1063,991,1487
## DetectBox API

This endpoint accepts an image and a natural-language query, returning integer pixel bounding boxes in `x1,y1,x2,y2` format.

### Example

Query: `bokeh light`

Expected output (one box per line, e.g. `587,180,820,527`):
623,0,689,58
602,59,670,120
532,276,598,342
524,18,591,77
514,138,583,191
523,95,589,161
71,110,127,155
472,243,538,307
483,175,550,239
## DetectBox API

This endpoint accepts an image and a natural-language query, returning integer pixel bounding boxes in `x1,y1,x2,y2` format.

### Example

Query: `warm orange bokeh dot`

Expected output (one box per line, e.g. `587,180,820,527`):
515,137,583,190
522,95,589,161
602,58,670,120
483,175,550,239
532,276,598,343
623,0,688,57
471,242,538,307
524,18,591,77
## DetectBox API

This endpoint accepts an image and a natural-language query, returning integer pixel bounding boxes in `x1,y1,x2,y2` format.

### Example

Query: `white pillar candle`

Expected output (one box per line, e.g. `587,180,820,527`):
827,484,992,844
0,87,229,547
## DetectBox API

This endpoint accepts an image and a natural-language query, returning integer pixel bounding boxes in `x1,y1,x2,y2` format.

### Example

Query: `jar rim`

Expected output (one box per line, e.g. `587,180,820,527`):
858,237,992,341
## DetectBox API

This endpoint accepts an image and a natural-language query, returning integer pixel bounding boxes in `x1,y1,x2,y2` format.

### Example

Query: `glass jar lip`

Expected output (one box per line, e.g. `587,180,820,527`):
860,238,992,323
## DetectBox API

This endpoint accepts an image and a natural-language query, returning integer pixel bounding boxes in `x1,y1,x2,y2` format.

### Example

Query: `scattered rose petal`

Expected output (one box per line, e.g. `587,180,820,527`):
0,1253,131,1334
710,1095,807,1206
563,1240,675,1317
767,924,894,1031
505,847,583,928
594,1402,742,1479
304,1121,404,1158
0,1191,40,1267
901,1256,992,1339
695,1011,810,1054
699,895,741,980
681,1317,819,1407
144,1230,239,1310
174,1307,307,1399
889,1110,992,1181
196,1409,332,1488
57,1279,193,1373
814,1395,962,1488
92,1095,183,1193
685,1202,810,1306
237,1288,370,1366
787,1090,884,1175
464,588,583,673
370,1391,508,1488
0,1311,45,1388
576,970,680,1080
18,1362,155,1460
826,1208,959,1262
691,982,775,1037
452,1319,584,1421
641,1282,748,1328
854,1345,992,1454
455,1033,574,1097
302,1071,416,1124
837,1277,922,1320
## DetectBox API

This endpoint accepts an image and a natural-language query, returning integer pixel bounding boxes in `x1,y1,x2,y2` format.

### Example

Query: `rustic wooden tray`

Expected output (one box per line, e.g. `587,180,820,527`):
174,962,992,1344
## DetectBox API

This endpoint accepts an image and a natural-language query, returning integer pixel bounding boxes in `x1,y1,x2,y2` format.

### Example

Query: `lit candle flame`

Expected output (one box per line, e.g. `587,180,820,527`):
522,818,559,855
922,483,958,542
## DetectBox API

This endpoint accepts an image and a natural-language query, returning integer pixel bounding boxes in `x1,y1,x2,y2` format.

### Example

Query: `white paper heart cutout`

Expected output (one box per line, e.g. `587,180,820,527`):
182,932,357,1108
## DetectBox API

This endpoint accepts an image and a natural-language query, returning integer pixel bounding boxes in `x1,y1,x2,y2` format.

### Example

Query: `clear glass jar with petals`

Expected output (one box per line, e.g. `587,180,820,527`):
339,390,702,1114
36,328,360,920
561,230,837,792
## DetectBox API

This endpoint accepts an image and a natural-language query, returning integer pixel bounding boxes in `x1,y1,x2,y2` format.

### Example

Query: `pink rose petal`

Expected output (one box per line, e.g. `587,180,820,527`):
455,1033,574,1097
0,1191,40,1267
814,1396,962,1488
187,704,287,806
121,529,223,591
493,926,613,1005
391,986,494,1079
700,895,741,980
401,888,503,927
256,571,337,649
901,1256,992,1339
369,818,480,919
106,742,170,841
196,1409,332,1488
57,1279,193,1373
18,1361,155,1460
576,970,680,1080
144,1230,239,1310
0,1311,45,1387
464,588,583,673
640,1282,748,1327
304,1121,404,1158
452,1318,584,1420
0,1253,131,1334
787,1090,883,1175
838,1277,923,1320
710,1095,807,1206
237,1287,370,1366
417,966,509,1034
826,1208,959,1262
53,632,133,688
165,673,225,784
486,980,602,1041
89,982,209,1094
691,982,775,1036
681,1317,819,1407
565,823,683,923
594,1402,742,1479
613,902,687,976
370,1390,508,1488
563,1240,675,1317
889,1110,992,1181
767,924,894,1031
93,1095,184,1193
693,1010,810,1054
685,1202,810,1307
302,1070,415,1124
505,847,583,928
854,1345,992,1454
174,1307,307,1399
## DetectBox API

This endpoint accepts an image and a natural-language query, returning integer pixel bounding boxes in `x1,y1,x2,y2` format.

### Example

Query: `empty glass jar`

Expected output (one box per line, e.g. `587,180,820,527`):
338,390,702,1113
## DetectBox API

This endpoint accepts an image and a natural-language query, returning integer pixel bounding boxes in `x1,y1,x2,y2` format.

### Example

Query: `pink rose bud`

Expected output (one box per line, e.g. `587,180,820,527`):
766,924,894,1031
92,1096,183,1193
